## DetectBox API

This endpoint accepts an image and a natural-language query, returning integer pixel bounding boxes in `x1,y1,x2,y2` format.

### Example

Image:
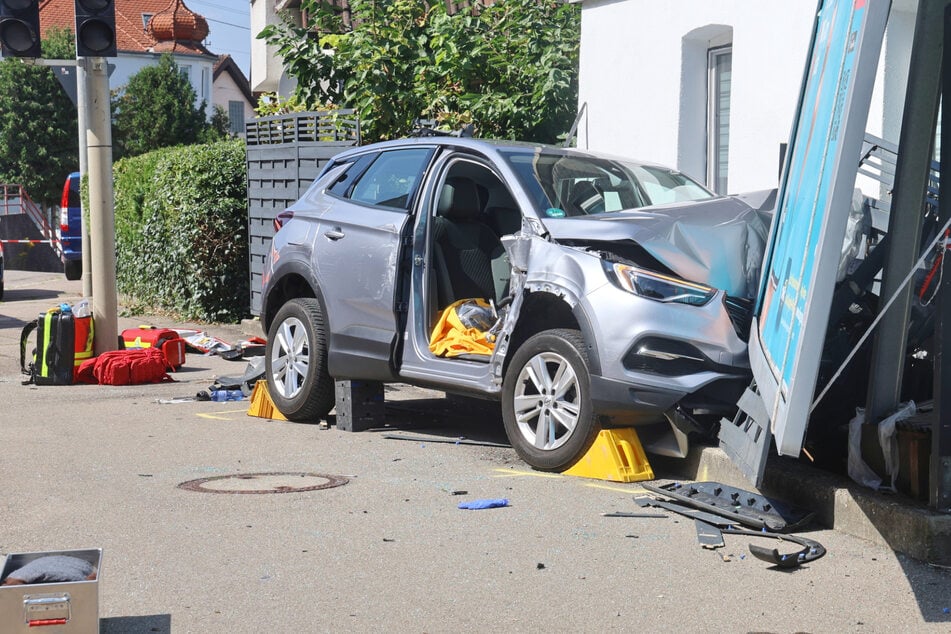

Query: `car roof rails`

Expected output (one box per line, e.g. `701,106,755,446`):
409,119,475,138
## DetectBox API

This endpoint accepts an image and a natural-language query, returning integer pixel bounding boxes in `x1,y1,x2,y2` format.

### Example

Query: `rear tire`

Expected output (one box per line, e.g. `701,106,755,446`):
501,329,601,471
265,298,334,421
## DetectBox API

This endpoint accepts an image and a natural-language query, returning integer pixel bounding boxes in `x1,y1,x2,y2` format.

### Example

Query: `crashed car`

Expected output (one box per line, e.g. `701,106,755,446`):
260,138,771,470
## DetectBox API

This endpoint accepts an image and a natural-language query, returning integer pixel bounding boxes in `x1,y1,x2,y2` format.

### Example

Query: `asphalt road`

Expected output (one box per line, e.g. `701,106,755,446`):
1,269,949,633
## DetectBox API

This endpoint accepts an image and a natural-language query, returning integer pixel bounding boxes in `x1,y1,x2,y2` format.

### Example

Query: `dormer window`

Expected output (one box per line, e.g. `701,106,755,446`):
142,13,154,31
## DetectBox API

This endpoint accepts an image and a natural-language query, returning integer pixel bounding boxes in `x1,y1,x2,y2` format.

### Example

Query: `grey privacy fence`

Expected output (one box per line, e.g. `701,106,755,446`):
245,110,360,315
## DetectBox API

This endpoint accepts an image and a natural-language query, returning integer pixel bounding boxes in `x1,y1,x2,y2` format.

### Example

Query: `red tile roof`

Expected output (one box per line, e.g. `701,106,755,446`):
39,0,210,55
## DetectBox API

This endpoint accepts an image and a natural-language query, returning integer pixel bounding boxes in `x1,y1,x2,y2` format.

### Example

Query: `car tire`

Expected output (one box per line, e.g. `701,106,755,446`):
64,260,82,281
265,298,335,422
501,328,601,471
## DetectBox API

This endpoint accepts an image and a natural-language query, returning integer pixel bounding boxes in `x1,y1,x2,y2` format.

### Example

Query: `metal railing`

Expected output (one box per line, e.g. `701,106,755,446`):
0,183,62,258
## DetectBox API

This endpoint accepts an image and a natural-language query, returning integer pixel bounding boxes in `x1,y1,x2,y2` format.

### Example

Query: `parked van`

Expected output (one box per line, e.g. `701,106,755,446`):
59,172,82,281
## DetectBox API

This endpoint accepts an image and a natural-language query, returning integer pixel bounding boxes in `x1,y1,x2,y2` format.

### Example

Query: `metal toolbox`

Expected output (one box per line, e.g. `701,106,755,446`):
0,549,101,633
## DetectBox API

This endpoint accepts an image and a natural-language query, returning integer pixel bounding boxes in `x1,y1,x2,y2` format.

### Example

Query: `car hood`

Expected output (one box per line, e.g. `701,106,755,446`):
543,195,772,298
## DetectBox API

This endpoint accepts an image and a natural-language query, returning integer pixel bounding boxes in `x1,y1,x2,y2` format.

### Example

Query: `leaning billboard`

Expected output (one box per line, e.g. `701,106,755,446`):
748,0,891,458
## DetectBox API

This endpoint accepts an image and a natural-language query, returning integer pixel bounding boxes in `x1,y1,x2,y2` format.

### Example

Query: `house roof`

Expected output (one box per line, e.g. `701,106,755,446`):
39,0,212,55
214,54,254,106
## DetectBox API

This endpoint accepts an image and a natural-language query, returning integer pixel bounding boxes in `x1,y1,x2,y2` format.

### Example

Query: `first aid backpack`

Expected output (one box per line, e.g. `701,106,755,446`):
20,304,94,385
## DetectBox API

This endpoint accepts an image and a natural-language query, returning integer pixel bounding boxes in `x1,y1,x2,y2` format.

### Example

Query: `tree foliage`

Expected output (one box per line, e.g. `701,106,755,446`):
112,54,209,159
0,31,79,206
260,0,580,144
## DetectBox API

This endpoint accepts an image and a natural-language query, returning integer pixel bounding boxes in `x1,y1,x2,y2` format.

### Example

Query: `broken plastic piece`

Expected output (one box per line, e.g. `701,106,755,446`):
635,496,738,527
643,481,813,532
695,520,724,549
721,527,827,568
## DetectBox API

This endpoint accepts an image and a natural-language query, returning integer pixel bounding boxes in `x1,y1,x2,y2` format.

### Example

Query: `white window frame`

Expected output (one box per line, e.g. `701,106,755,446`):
707,45,732,194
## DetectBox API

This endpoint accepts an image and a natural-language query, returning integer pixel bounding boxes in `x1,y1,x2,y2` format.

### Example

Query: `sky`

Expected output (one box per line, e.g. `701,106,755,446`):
188,0,252,80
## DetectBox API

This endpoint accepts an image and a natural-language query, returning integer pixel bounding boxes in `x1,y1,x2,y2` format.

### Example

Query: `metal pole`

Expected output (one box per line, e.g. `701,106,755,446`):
85,57,118,354
76,58,92,298
933,4,951,512
864,0,944,423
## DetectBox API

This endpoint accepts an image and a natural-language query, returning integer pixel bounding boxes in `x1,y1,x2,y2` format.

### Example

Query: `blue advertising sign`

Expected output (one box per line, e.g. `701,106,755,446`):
747,0,890,457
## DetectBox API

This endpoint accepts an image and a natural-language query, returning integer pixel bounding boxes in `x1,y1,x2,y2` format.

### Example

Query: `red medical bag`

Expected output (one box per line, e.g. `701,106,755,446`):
121,326,186,370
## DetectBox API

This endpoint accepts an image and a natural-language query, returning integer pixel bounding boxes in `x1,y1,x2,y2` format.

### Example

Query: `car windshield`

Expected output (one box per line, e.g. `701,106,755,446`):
500,148,713,217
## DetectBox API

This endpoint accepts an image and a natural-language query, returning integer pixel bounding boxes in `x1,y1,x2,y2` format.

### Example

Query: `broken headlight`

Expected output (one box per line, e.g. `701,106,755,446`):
610,263,715,306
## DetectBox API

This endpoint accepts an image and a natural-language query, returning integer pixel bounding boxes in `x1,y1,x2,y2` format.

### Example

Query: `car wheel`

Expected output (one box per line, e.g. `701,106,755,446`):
265,298,334,421
501,328,600,471
64,260,82,281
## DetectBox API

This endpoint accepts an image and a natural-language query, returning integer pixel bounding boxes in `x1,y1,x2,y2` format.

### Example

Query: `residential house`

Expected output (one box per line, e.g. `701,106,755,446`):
41,0,254,123
214,54,256,136
574,0,919,195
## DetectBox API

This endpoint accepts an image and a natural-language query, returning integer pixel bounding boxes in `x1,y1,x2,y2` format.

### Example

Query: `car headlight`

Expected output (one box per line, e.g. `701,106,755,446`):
610,263,715,306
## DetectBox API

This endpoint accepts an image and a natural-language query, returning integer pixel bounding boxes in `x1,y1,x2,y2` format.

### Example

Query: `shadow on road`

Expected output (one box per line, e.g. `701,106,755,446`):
1,287,67,302
101,614,171,633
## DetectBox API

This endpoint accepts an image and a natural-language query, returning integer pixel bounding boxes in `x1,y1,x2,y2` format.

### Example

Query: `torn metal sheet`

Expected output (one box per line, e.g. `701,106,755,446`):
643,481,814,532
695,520,724,549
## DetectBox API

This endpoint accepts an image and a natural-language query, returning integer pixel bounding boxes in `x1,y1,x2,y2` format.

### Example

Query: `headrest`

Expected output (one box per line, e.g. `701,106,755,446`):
437,177,482,221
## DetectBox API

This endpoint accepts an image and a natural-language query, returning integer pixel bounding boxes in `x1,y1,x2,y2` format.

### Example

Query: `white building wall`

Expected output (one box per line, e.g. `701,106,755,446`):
577,0,920,195
109,52,217,115
250,0,300,93
213,73,256,122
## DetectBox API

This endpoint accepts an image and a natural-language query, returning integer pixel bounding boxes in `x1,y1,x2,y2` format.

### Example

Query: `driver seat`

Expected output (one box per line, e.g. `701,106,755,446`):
431,177,506,310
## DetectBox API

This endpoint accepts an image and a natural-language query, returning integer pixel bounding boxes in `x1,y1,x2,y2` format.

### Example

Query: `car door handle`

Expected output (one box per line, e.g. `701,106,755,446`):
324,227,345,240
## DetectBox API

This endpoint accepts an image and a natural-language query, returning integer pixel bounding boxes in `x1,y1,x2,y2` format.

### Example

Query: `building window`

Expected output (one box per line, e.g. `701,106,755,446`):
707,46,732,194
228,101,245,135
142,13,153,31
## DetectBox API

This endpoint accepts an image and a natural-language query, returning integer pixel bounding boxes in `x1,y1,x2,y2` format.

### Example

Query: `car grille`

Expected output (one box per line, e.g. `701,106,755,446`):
724,295,754,341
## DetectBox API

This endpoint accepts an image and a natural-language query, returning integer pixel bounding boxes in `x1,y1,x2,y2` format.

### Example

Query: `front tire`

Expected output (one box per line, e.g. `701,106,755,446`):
501,329,600,471
265,298,334,421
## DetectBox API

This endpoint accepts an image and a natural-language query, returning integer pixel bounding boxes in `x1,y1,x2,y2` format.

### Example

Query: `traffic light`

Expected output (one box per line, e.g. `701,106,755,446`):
0,0,41,58
74,0,116,57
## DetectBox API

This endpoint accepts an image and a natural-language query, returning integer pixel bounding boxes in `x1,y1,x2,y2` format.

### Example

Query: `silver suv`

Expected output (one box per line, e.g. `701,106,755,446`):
260,138,770,470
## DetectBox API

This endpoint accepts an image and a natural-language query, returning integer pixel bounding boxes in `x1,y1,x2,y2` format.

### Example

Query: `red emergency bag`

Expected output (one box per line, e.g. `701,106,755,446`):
76,347,174,385
121,326,186,370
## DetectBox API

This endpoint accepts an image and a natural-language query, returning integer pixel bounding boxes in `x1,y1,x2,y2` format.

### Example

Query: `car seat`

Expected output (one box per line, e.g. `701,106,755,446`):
431,176,508,310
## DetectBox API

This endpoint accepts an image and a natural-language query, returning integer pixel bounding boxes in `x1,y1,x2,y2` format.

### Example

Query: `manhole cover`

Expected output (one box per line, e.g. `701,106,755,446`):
177,472,348,494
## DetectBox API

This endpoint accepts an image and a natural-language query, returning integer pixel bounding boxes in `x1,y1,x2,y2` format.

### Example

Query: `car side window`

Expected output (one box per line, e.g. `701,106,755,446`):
349,148,432,210
328,153,377,197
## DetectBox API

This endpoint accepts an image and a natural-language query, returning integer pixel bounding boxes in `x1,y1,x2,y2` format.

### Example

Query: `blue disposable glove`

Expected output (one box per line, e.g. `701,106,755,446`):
458,498,509,510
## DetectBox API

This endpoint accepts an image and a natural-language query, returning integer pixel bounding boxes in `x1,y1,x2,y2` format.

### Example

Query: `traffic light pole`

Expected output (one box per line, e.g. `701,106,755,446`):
84,56,117,354
76,58,92,298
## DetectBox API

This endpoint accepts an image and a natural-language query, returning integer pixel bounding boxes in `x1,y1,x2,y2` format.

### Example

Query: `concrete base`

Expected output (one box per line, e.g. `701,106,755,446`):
652,445,951,566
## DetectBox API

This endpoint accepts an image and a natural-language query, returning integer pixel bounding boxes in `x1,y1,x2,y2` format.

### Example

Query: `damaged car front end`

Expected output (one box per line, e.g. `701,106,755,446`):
493,163,771,457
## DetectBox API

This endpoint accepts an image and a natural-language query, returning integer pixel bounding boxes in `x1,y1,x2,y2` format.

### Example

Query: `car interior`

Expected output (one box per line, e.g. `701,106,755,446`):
426,161,521,356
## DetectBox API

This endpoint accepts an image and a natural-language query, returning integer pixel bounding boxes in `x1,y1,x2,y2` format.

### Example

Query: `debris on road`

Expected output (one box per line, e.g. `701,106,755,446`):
634,481,827,569
457,498,509,510
383,433,510,448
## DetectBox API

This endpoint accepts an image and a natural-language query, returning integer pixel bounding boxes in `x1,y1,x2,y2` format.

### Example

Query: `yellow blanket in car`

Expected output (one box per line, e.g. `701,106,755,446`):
429,298,496,357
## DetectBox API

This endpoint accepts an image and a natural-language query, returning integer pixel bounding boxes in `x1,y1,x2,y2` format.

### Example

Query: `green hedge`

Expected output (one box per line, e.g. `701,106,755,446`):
113,139,249,322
